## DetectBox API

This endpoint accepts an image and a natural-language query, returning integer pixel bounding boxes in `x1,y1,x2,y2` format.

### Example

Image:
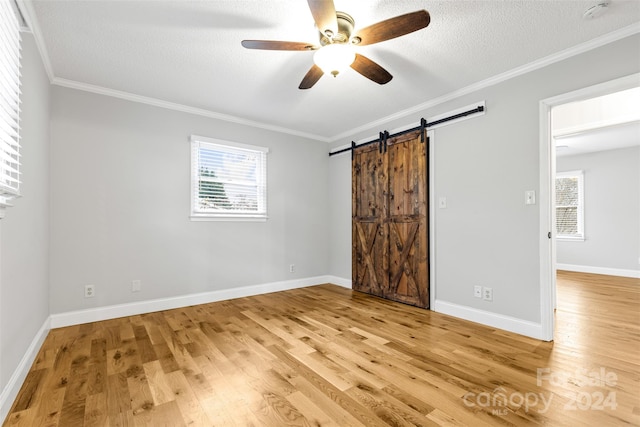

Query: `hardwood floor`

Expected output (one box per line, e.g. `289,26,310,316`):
3,271,639,426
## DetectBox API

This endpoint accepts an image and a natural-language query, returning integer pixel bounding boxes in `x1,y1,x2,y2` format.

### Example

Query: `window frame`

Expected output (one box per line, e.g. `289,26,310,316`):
555,170,584,241
0,0,22,215
190,135,268,222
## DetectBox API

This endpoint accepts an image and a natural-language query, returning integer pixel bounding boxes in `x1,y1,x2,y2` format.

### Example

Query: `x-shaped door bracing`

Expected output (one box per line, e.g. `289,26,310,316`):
389,222,420,297
355,222,382,293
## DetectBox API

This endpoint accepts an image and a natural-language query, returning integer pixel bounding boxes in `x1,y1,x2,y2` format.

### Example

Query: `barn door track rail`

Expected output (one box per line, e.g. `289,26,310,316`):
329,105,485,157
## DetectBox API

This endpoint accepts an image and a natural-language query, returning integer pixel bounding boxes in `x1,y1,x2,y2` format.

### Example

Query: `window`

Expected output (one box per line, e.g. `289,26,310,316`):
0,0,22,213
555,170,584,240
190,135,268,220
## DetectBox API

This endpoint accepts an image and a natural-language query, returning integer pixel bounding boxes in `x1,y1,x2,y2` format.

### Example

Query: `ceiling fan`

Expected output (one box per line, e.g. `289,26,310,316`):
241,0,430,89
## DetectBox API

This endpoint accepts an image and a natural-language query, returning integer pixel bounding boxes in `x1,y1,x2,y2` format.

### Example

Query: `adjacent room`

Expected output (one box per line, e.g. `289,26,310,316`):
1,0,639,425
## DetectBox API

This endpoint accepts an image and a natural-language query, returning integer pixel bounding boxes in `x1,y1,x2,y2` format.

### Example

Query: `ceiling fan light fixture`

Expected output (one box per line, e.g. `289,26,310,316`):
241,2,431,89
313,43,356,77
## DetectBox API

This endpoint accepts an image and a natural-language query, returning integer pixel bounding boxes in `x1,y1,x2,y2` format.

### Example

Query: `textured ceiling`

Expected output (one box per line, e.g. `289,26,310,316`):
26,0,640,142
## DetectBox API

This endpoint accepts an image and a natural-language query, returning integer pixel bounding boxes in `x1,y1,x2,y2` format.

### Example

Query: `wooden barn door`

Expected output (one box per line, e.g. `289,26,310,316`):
352,130,429,308
352,142,388,298
386,132,429,307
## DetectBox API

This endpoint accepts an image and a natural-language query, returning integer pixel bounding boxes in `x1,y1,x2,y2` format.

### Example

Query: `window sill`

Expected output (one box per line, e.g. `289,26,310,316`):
557,236,585,242
190,214,268,222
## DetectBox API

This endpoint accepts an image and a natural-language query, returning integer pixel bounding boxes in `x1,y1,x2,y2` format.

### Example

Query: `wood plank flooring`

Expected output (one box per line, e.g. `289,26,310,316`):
3,271,639,426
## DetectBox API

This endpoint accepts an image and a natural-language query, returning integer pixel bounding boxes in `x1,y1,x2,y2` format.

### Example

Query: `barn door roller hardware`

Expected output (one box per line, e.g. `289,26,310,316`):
377,131,389,154
331,105,485,157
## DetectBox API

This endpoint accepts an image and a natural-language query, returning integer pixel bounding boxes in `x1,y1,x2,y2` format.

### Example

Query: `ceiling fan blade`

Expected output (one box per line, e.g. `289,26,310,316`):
299,64,324,89
350,54,393,85
307,0,338,37
354,10,430,46
241,40,318,51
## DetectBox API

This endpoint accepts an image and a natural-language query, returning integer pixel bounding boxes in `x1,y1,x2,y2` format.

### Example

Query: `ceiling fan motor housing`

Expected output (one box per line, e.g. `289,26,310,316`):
320,12,355,45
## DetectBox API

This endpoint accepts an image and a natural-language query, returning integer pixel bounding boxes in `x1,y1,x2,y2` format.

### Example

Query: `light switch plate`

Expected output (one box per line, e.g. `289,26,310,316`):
525,190,536,205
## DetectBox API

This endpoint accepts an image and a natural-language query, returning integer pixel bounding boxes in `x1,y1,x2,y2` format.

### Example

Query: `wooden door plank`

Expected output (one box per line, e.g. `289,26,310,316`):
386,133,429,307
352,144,389,297
353,130,428,307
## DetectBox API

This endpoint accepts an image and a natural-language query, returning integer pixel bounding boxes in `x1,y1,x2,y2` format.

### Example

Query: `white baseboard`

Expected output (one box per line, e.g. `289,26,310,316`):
0,317,51,423
324,280,547,340
557,263,640,279
50,276,338,329
325,275,352,289
433,300,546,340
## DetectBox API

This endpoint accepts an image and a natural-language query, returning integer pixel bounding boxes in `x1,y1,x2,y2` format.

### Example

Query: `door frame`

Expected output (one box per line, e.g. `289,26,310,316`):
428,130,436,310
538,72,639,341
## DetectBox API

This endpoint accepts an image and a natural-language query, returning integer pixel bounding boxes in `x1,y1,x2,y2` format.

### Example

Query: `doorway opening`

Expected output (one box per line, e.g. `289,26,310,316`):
539,73,640,341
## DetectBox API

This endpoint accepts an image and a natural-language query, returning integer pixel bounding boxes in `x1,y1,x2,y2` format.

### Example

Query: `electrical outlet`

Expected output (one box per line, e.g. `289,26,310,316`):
474,285,482,298
132,280,141,292
289,264,295,273
483,287,493,301
85,284,95,298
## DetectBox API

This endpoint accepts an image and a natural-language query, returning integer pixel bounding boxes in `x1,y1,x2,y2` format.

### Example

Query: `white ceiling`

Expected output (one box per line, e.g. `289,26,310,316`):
24,0,640,142
553,86,640,156
555,121,640,156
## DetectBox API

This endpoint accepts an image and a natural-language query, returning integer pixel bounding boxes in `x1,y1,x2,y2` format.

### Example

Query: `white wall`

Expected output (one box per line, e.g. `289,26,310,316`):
328,34,640,333
557,146,640,274
0,33,50,413
328,152,351,281
49,86,330,314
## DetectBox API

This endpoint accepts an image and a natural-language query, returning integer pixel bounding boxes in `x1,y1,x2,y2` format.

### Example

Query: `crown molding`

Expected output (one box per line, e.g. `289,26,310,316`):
52,77,330,143
18,0,639,145
16,0,55,83
18,0,329,143
327,22,640,143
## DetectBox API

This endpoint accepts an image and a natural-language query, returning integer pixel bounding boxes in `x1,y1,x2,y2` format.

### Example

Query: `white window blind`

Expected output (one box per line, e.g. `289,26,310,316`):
0,0,21,210
555,170,584,240
190,135,268,220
